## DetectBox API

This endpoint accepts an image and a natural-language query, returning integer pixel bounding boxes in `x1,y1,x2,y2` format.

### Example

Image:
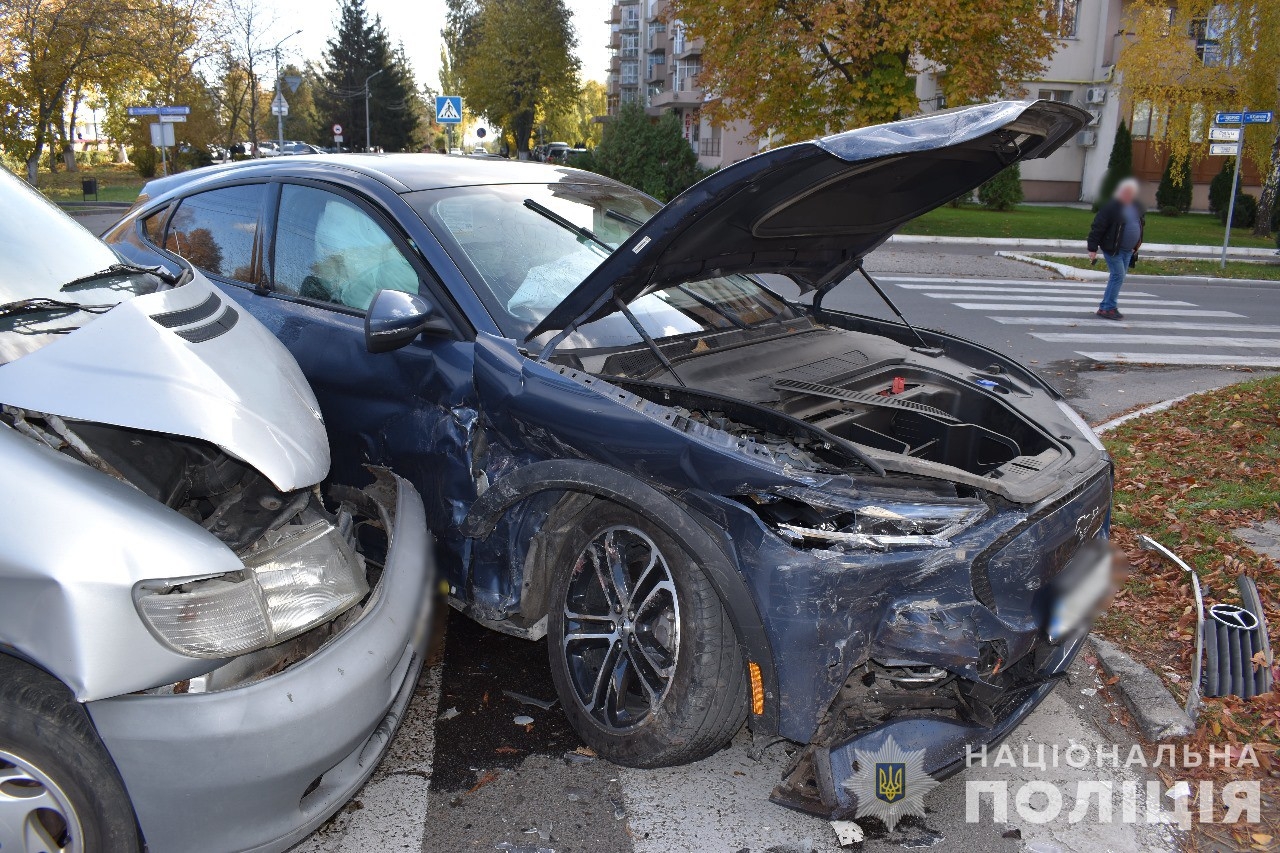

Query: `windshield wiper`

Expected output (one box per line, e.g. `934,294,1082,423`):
605,208,645,228
523,198,614,252
0,297,113,319
60,262,177,291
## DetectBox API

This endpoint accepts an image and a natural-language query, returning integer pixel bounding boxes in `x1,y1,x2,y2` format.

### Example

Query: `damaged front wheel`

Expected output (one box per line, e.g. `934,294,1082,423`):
547,502,747,767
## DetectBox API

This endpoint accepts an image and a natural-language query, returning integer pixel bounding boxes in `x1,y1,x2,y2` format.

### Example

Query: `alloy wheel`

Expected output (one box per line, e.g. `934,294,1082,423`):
0,749,83,853
561,525,681,730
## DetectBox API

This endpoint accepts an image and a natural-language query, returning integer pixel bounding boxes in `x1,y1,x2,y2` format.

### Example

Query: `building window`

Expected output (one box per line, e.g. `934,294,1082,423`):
1189,7,1225,66
1037,89,1074,104
1130,101,1168,139
672,21,687,54
620,32,639,58
621,6,639,30
621,61,639,85
674,60,700,91
647,21,665,50
1051,0,1078,36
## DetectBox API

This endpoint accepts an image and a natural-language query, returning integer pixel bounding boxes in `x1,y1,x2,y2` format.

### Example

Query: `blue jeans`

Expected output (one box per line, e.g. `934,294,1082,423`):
1099,249,1132,311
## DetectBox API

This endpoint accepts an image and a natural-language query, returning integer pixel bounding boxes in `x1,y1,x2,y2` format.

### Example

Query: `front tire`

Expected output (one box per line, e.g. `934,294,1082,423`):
0,656,140,853
546,501,748,767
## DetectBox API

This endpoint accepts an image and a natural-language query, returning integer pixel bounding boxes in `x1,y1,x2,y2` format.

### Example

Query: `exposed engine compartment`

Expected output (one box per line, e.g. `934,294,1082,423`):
589,326,1065,495
3,405,303,553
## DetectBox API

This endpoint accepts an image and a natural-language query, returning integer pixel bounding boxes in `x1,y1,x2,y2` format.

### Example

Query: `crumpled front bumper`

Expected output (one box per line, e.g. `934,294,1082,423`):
771,631,1088,818
85,473,434,853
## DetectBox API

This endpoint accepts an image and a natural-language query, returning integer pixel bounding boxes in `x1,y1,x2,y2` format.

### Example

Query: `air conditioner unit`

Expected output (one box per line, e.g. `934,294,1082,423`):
1076,130,1097,147
1087,109,1102,127
1085,87,1107,104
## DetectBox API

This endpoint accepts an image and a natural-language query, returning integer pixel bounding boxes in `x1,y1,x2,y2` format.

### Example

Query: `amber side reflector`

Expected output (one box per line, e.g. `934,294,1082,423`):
748,661,765,715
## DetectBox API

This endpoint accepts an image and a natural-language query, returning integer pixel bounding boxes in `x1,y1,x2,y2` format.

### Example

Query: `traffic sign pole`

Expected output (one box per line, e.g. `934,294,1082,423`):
1221,115,1243,270
1214,109,1273,268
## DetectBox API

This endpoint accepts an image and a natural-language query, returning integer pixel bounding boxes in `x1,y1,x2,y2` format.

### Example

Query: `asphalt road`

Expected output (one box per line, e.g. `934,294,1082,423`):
289,245,1273,853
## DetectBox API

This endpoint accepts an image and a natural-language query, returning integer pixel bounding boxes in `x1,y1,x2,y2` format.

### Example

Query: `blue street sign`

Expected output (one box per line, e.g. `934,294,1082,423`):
1244,111,1274,124
436,96,462,124
1215,112,1243,124
127,105,190,117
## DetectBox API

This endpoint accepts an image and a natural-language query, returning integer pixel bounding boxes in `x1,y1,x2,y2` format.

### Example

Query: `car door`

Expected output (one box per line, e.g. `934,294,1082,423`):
157,179,482,581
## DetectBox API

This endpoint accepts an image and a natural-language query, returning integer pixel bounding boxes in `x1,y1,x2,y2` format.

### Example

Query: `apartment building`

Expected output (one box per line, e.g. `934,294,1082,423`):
604,0,759,169
915,0,1262,207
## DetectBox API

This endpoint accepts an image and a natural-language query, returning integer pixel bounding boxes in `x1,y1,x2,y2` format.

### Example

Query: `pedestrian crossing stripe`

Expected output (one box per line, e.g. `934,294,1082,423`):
436,96,462,123
883,276,1280,368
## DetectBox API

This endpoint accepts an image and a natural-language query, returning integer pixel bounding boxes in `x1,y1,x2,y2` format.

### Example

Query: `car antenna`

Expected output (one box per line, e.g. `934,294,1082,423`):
614,296,687,387
852,260,937,353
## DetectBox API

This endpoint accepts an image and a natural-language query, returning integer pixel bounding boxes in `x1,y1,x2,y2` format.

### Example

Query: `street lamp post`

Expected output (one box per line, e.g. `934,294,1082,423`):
273,30,302,152
364,69,384,152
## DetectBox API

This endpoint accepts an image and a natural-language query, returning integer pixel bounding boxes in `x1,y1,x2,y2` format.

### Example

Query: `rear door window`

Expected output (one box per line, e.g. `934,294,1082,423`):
165,184,266,285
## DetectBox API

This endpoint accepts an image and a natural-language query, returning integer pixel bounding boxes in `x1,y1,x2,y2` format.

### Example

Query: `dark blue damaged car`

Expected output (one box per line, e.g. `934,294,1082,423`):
106,99,1113,817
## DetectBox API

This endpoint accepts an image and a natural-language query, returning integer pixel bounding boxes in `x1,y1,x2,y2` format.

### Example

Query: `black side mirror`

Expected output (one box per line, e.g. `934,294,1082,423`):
364,289,450,353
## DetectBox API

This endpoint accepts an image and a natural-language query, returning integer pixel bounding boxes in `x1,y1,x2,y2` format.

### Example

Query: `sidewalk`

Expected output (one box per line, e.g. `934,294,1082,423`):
887,233,1277,260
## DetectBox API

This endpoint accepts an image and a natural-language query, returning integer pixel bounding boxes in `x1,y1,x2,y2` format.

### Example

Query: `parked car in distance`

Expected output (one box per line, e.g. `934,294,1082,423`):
0,167,434,853
544,146,586,165
280,141,325,155
107,101,1111,818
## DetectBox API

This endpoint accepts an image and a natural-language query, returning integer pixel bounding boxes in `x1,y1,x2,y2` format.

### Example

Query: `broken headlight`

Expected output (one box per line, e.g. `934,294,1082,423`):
754,487,987,550
135,521,368,658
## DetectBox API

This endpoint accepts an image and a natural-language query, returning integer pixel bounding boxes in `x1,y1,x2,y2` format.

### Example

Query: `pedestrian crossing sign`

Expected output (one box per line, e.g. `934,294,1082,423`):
436,96,462,124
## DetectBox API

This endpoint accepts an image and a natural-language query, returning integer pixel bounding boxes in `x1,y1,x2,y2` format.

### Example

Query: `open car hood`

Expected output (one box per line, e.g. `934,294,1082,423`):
530,99,1089,339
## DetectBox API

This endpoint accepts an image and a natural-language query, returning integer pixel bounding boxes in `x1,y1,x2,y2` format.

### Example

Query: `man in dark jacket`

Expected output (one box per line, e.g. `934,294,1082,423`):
1087,177,1144,320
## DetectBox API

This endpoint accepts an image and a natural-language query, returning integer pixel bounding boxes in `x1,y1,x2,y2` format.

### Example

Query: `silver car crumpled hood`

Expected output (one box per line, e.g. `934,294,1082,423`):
0,271,329,491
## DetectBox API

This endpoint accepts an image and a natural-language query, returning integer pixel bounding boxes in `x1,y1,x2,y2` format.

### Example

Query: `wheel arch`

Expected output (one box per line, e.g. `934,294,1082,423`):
462,458,780,734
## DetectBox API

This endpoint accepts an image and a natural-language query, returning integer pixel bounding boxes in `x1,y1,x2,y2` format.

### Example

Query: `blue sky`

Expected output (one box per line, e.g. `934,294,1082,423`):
268,0,610,90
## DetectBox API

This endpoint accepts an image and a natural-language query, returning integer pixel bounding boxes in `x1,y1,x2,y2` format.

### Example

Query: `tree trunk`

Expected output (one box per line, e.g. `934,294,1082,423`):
512,110,534,158
64,89,82,172
1253,125,1280,237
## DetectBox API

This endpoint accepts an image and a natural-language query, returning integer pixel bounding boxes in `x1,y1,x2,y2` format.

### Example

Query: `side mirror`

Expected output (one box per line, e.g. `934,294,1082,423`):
364,289,450,353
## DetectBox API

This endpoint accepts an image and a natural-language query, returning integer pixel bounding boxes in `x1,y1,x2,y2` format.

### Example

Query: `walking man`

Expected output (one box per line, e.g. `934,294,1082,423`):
1087,177,1144,320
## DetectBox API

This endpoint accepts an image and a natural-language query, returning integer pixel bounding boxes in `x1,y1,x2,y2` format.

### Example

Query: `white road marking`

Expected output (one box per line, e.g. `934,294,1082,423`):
1034,333,1280,348
1075,352,1280,367
952,304,1244,317
991,318,1280,333
909,287,1158,298
895,283,1117,293
923,293,1177,303
881,276,1079,286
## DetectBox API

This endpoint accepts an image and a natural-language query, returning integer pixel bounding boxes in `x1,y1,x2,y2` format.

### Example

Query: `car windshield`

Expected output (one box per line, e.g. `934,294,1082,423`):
407,181,796,348
0,169,165,364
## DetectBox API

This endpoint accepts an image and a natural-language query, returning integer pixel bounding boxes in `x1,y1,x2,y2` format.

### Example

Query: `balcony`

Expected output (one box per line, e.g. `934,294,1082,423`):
646,87,704,113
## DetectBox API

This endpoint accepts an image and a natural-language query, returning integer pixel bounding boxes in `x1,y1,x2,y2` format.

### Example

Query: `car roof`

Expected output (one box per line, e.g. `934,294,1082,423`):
138,153,612,202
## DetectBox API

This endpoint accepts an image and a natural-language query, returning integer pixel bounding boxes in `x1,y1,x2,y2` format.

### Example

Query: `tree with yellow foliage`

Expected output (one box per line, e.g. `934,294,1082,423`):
667,0,1065,144
1117,0,1280,235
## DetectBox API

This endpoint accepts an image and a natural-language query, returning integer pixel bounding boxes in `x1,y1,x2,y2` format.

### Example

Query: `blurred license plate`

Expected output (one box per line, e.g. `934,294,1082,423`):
1048,544,1113,643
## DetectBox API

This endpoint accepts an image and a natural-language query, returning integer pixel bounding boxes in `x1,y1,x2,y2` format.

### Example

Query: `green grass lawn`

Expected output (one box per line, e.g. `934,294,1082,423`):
36,164,145,204
899,203,1276,249
1039,253,1280,281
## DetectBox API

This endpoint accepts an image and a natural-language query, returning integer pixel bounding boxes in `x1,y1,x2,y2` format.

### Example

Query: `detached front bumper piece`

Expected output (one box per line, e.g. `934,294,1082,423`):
86,474,434,853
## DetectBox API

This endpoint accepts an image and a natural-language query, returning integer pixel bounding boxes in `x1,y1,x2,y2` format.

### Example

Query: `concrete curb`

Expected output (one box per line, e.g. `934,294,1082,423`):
1089,637,1196,741
1093,394,1196,435
995,251,1108,280
1088,398,1199,742
889,233,1279,258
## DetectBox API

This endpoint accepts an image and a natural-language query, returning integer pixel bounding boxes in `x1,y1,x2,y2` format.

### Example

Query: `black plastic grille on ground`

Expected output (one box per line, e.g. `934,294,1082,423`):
1202,576,1273,699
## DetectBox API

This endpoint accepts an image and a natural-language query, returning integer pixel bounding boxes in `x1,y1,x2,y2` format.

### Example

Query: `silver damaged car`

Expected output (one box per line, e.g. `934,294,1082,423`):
0,168,434,853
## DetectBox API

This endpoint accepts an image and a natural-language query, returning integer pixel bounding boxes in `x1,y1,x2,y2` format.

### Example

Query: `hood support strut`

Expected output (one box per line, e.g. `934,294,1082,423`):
616,296,687,387
823,261,936,354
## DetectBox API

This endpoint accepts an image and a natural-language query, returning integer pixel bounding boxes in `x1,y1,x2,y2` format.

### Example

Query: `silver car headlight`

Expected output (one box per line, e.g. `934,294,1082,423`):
753,487,988,550
135,521,368,658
